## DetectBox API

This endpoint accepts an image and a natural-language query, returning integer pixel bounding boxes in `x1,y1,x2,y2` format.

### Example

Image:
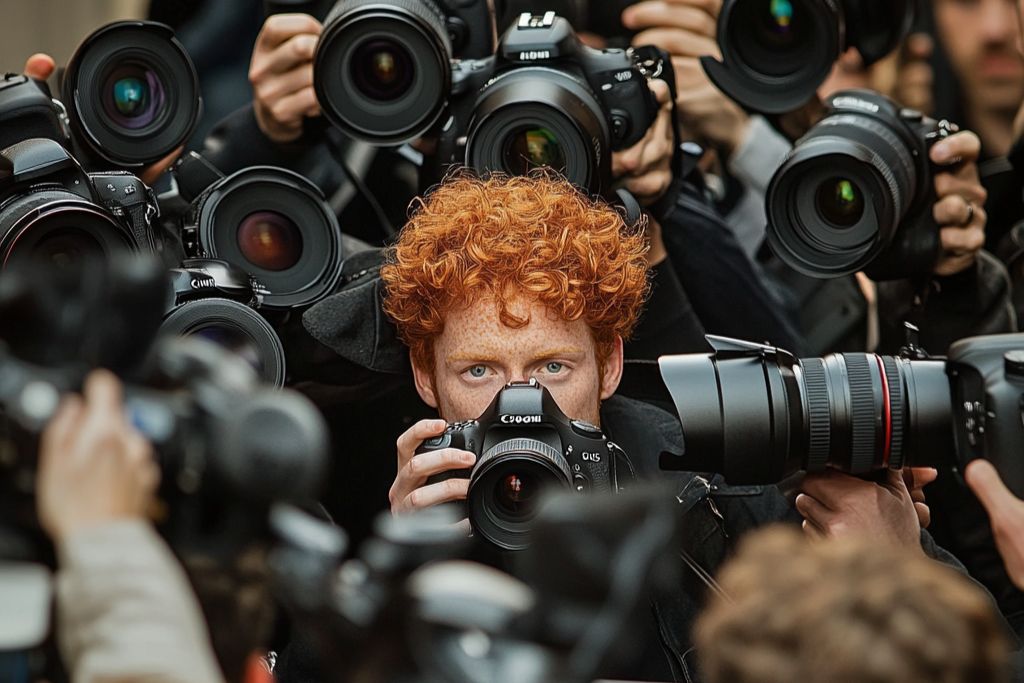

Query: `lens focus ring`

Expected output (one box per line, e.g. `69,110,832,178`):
882,355,905,469
801,358,831,472
844,354,879,474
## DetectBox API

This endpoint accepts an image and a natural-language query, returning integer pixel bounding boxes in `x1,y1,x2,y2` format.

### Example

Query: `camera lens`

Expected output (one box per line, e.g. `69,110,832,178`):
766,93,929,278
102,63,165,130
0,192,137,270
501,127,567,176
466,438,572,551
658,337,954,485
351,39,414,102
815,177,864,228
63,21,201,167
467,69,608,193
236,211,304,273
315,0,451,144
195,168,343,309
160,297,287,387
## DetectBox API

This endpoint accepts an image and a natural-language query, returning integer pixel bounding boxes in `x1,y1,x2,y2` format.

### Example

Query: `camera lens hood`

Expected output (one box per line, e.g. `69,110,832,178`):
193,167,343,310
62,21,201,168
314,0,451,144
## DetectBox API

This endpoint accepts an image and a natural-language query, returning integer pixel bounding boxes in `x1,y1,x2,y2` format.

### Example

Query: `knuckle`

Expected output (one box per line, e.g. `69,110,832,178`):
407,488,423,509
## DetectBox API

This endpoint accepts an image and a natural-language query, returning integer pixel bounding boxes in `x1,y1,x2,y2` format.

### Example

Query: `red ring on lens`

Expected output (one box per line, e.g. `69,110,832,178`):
875,354,892,468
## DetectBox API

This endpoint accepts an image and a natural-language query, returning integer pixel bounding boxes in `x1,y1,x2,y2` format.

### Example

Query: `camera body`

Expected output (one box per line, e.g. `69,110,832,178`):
0,75,68,153
0,138,159,267
162,258,287,387
428,13,664,193
766,90,953,280
419,379,625,550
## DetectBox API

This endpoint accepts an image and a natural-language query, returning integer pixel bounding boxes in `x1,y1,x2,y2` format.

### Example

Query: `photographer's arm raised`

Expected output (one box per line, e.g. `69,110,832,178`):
38,371,224,683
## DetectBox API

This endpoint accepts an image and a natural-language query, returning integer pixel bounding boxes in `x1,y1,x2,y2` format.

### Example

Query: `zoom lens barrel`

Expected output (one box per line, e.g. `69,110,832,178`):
658,336,954,485
62,21,201,168
160,298,287,387
314,0,452,144
192,167,343,309
465,69,608,194
766,90,938,279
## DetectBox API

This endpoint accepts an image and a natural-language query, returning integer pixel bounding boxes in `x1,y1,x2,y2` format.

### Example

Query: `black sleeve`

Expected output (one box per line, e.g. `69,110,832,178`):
624,257,707,360
877,250,1017,354
660,183,808,355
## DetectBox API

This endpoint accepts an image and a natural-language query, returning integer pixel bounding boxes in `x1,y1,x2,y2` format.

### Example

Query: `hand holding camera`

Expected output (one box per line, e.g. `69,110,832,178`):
249,13,323,144
931,130,987,276
389,418,476,521
36,370,158,543
624,0,753,158
966,459,1024,591
795,468,926,551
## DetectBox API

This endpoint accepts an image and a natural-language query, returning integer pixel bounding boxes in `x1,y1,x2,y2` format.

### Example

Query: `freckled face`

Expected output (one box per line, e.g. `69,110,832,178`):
411,296,623,426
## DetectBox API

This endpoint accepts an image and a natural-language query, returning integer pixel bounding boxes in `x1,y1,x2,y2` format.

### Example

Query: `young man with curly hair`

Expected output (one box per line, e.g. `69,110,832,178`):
377,172,1008,681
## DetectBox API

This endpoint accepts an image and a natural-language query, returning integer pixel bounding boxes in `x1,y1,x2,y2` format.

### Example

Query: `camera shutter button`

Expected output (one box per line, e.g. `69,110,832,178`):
570,419,602,438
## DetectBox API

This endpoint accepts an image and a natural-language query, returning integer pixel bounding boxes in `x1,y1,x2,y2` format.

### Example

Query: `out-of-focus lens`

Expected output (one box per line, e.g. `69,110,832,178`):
502,127,566,175
30,228,106,269
236,211,303,272
815,177,864,228
351,39,414,101
190,324,264,374
101,63,166,130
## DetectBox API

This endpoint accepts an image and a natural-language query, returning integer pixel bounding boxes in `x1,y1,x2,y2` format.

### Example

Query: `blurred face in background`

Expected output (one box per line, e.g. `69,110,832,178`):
933,0,1024,115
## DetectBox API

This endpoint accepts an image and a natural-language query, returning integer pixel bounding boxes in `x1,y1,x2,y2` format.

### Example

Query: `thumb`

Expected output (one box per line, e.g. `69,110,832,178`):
966,460,1018,518
24,53,56,82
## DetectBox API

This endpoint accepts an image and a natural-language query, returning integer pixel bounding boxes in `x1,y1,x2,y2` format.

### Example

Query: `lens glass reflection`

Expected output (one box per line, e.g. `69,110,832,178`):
189,325,264,373
237,210,303,272
351,39,414,101
101,63,166,129
502,127,566,175
815,177,865,228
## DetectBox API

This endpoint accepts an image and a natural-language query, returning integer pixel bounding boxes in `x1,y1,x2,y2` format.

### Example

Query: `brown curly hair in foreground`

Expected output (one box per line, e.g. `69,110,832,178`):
381,173,650,370
695,526,1010,683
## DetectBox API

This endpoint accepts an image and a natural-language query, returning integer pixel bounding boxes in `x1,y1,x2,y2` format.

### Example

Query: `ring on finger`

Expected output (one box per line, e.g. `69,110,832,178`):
961,200,975,227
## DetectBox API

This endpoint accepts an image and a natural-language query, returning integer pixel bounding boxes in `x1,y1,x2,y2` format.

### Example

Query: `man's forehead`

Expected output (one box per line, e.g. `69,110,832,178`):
437,295,593,359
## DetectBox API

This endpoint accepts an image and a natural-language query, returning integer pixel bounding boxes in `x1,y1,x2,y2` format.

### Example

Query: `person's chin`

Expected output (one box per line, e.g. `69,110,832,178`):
974,77,1024,110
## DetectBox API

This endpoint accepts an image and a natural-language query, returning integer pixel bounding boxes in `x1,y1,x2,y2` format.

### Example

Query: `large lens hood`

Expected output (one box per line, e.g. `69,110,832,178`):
702,0,843,114
62,21,201,168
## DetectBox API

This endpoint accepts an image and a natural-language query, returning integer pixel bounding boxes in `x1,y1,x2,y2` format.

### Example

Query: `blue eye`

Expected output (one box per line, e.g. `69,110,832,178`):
544,362,564,373
468,365,488,378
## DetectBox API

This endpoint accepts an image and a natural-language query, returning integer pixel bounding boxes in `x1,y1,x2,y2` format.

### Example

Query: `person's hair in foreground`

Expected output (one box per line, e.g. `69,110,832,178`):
380,171,650,372
695,526,1010,683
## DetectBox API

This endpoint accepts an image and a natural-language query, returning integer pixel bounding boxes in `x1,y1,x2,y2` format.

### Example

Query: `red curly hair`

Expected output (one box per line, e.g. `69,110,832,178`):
381,173,650,371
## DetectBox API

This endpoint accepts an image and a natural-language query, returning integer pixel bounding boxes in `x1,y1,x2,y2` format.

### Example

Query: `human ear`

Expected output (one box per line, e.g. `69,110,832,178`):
600,337,624,400
411,351,439,408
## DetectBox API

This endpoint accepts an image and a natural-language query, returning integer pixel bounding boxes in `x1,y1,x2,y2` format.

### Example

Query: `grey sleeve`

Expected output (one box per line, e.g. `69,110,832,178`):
55,520,224,683
724,116,793,257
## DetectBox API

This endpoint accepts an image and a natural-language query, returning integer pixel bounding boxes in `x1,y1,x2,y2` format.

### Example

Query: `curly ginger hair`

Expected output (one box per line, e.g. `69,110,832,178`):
381,173,650,371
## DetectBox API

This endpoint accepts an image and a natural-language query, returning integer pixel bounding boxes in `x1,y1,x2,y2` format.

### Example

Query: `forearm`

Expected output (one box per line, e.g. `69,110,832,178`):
56,520,224,683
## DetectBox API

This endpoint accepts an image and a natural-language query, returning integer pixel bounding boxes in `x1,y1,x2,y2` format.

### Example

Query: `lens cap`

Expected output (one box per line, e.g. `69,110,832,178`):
62,21,201,168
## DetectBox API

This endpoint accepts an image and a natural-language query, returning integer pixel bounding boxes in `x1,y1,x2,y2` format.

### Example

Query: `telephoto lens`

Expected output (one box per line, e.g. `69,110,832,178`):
765,90,949,280
161,260,288,387
62,21,201,168
658,335,954,485
701,0,913,113
184,167,343,310
314,0,495,145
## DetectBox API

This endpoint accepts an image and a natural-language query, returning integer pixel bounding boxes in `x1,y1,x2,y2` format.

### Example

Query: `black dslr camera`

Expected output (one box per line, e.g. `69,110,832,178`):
427,13,667,194
765,89,955,280
420,379,628,551
314,0,496,144
0,138,159,268
659,332,1024,498
703,0,914,113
